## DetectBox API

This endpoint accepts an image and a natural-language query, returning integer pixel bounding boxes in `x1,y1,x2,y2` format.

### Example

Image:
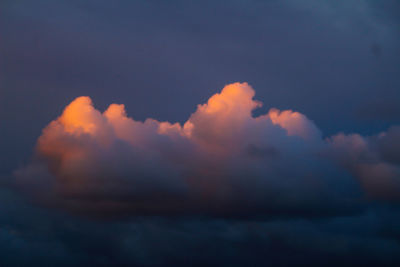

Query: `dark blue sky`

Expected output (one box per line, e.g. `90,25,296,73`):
1,1,400,266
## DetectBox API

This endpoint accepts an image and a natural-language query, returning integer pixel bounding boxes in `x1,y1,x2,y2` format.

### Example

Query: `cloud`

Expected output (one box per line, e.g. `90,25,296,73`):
15,82,400,218
327,127,400,201
1,189,400,267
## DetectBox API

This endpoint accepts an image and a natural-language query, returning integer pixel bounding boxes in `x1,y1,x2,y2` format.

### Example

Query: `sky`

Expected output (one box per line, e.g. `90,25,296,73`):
1,0,400,266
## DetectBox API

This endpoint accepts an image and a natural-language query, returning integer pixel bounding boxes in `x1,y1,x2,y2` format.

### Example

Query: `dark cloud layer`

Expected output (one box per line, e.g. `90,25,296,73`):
2,187,400,266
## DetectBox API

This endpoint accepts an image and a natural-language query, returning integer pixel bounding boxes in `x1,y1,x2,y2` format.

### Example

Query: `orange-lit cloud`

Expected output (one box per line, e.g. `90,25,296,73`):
15,83,400,218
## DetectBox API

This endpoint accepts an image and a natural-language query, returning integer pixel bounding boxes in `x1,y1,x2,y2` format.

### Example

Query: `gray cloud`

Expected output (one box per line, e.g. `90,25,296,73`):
1,186,400,266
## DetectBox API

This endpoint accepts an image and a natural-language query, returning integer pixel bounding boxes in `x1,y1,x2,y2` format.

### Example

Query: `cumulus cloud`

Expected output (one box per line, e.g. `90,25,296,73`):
327,128,400,201
15,83,400,218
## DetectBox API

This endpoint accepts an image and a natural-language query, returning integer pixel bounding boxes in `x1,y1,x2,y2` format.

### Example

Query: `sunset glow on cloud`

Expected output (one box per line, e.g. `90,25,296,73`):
16,83,400,217
3,1,400,265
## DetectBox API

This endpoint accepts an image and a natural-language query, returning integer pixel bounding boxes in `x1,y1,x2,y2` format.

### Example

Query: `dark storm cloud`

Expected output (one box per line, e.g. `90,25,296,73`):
1,187,400,266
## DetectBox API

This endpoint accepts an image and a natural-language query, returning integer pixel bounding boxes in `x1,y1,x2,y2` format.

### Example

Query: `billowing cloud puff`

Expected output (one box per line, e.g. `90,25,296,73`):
327,128,400,201
15,83,400,218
